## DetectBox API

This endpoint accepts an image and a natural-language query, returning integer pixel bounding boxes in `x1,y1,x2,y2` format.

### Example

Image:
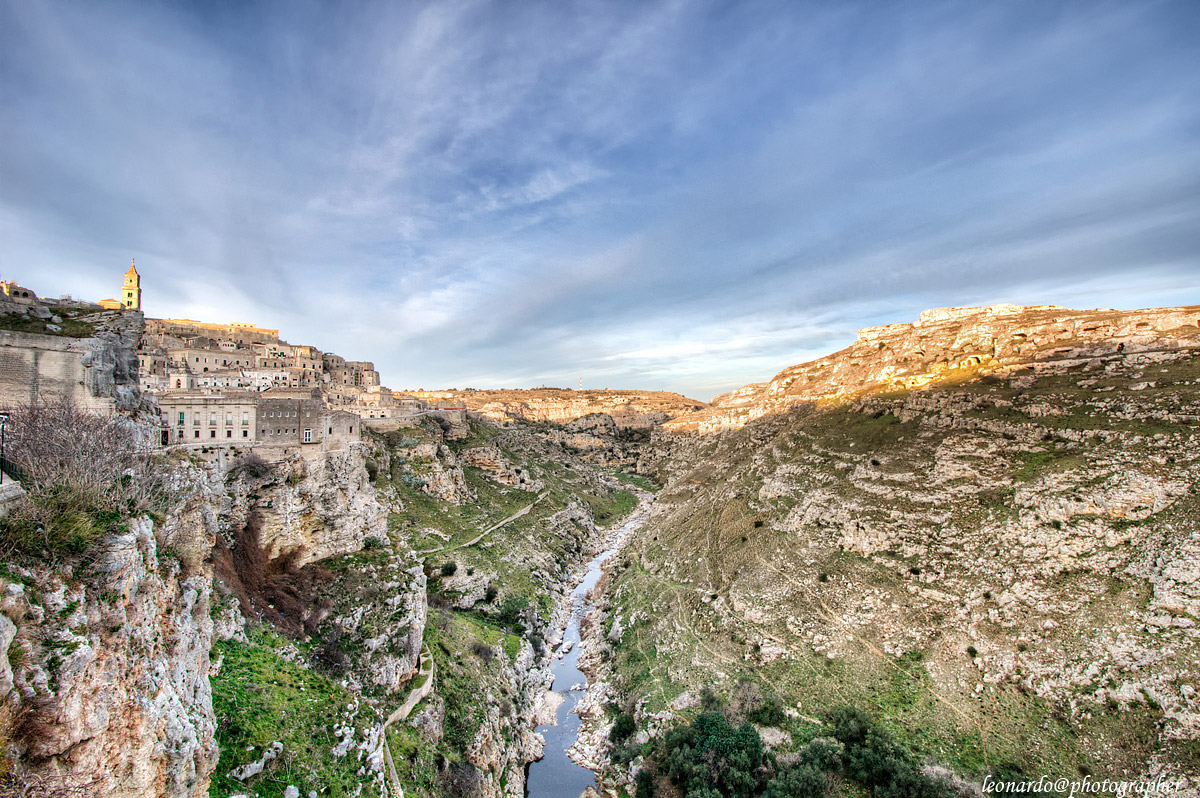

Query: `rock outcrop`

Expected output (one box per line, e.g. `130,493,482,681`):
1,517,217,796
664,304,1200,433
411,388,706,431
600,316,1200,790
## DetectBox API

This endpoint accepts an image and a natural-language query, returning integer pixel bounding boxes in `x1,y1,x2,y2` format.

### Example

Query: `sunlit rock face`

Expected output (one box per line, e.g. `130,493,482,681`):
663,304,1200,433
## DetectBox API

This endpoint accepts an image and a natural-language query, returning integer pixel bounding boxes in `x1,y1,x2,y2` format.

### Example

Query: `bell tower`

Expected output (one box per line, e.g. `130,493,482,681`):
122,259,141,311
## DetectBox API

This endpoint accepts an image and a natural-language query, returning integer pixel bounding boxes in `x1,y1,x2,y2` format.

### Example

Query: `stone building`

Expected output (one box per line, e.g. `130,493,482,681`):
157,393,258,446
255,395,361,449
168,347,256,371
145,318,279,345
0,281,38,304
99,260,141,310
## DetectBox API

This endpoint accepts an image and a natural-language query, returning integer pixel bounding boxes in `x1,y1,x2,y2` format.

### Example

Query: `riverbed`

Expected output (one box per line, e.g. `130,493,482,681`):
525,501,650,798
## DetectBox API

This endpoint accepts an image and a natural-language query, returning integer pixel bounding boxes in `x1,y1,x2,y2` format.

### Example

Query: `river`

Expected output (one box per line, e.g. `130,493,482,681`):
525,499,650,798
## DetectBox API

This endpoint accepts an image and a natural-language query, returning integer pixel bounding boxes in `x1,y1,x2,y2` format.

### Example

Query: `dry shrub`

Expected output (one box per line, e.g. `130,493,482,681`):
211,511,333,638
0,400,164,557
229,452,271,480
470,641,494,662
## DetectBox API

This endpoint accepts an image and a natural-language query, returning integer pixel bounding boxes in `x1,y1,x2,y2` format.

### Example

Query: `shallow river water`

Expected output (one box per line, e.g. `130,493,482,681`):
525,504,649,798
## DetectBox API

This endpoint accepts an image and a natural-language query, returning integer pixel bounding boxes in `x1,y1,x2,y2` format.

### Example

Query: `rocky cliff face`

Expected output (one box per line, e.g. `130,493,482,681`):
0,439,409,797
664,304,1200,433
0,308,144,413
592,314,1200,791
221,445,388,566
411,388,706,431
1,516,218,797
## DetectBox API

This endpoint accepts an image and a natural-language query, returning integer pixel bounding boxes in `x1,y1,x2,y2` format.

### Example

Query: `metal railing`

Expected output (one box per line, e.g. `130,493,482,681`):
0,454,26,485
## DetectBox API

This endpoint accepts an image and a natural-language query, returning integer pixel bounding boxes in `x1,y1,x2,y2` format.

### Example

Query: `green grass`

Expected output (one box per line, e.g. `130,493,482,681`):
0,312,96,338
1011,449,1089,482
209,626,376,798
609,470,661,492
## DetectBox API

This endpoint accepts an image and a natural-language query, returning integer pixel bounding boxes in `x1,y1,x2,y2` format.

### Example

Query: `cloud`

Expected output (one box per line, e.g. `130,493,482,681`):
2,0,1198,400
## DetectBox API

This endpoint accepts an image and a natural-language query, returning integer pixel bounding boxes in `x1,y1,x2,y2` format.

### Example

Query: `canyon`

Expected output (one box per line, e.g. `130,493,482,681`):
1,303,1198,797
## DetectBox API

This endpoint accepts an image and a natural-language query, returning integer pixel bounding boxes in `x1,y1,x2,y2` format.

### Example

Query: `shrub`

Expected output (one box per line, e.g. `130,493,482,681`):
231,452,272,480
362,536,385,551
610,713,637,744
748,693,787,727
660,711,763,798
967,645,978,659
497,594,529,628
364,459,379,482
440,561,458,577
484,585,499,603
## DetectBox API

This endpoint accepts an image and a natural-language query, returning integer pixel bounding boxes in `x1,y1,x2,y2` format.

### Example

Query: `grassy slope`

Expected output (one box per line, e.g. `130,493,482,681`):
604,356,1200,781
379,420,635,614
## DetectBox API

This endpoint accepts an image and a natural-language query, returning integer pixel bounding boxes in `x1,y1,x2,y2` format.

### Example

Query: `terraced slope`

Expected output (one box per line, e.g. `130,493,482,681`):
589,333,1200,790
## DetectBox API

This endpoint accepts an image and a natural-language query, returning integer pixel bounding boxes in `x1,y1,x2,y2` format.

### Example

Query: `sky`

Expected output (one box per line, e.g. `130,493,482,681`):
2,1,1199,401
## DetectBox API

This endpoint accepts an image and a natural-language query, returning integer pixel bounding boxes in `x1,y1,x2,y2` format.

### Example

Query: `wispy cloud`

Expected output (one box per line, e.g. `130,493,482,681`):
2,0,1198,400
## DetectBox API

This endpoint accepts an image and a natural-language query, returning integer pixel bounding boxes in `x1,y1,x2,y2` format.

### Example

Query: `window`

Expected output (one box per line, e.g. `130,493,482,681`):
226,430,232,438
177,412,185,425
194,430,199,439
210,431,216,438
243,430,248,438
225,412,232,426
242,412,249,425
303,429,312,443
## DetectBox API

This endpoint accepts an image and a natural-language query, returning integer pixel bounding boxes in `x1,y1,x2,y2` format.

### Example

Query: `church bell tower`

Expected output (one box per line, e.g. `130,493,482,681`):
122,259,141,311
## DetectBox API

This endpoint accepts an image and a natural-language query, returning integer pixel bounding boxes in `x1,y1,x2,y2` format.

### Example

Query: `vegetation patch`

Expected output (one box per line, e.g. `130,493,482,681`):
209,627,372,798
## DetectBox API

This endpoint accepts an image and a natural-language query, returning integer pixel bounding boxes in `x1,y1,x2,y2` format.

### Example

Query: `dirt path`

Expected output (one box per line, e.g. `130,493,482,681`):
417,491,548,555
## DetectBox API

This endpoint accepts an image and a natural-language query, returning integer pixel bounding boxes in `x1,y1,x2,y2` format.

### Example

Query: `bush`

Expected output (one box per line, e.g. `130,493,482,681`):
364,459,379,482
497,594,529,628
660,711,763,798
231,452,272,480
748,693,787,727
362,536,385,551
484,585,499,603
440,561,458,577
638,706,951,798
610,713,637,744
635,768,656,798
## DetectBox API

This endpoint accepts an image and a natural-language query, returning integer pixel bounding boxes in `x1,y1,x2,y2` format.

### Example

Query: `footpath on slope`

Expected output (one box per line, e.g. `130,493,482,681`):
377,645,435,797
416,491,548,555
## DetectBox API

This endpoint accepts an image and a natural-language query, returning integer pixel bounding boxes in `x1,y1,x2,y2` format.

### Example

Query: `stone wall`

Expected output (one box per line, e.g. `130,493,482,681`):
0,312,143,413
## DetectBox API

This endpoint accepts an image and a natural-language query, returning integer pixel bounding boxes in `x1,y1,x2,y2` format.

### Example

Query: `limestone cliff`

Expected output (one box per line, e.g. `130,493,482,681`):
664,304,1200,433
1,517,217,796
589,313,1200,792
411,388,706,431
0,308,144,413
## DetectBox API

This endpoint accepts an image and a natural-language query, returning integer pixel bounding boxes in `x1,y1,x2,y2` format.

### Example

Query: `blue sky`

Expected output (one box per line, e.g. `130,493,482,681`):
2,0,1198,400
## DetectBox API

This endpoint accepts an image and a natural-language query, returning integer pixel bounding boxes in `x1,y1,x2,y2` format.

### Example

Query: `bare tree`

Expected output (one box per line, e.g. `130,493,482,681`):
1,400,163,554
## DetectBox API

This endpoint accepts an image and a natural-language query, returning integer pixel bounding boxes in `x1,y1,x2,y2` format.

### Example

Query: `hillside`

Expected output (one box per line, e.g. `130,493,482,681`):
411,388,707,430
663,303,1200,433
578,306,1200,793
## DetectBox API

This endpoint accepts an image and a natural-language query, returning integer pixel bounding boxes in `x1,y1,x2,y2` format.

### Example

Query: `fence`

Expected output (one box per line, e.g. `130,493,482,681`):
0,454,25,485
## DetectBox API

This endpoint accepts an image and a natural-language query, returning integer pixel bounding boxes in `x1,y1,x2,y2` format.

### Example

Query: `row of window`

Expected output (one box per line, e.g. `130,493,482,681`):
177,411,251,426
171,425,352,444
180,429,250,440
